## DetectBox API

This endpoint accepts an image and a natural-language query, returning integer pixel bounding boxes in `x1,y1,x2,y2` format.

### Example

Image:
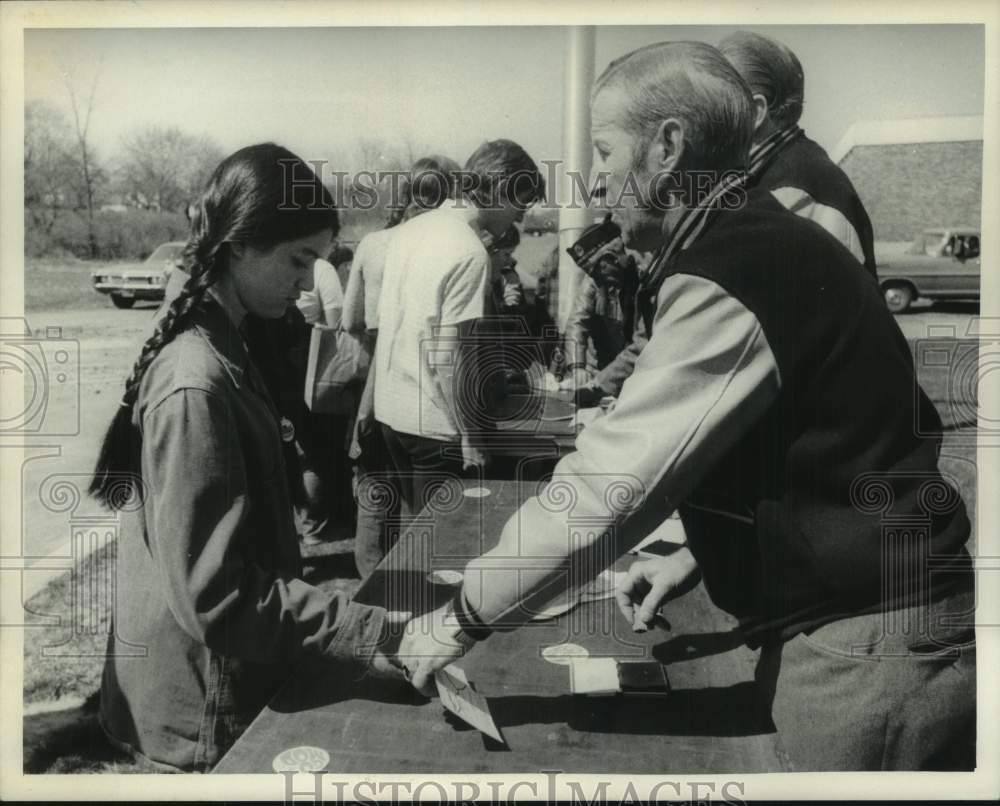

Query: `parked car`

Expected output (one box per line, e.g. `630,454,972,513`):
91,241,186,309
878,227,981,313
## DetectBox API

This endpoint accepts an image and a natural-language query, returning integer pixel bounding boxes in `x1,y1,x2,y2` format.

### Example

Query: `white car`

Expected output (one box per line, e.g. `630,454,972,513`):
91,241,186,309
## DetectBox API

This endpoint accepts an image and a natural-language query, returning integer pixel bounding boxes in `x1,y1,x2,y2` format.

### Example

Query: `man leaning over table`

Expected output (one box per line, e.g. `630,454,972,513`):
392,41,975,772
373,139,546,514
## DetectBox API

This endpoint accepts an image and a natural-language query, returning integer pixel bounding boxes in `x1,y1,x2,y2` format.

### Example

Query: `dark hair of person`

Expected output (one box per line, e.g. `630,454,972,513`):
489,224,521,253
328,242,355,267
718,32,804,129
89,143,338,509
463,139,546,211
384,154,460,228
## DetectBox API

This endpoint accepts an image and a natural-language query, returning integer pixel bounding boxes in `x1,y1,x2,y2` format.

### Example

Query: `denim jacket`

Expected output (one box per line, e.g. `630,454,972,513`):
99,298,386,771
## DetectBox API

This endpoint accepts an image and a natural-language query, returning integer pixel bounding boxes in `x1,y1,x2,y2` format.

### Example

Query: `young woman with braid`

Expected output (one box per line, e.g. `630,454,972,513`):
89,143,406,772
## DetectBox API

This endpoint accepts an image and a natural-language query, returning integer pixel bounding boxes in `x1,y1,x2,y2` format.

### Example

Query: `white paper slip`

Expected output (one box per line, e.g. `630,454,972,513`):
434,665,505,745
569,658,620,696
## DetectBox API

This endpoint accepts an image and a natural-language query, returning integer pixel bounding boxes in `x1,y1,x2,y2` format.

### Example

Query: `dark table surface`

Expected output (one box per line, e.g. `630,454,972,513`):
215,476,785,774
478,387,580,459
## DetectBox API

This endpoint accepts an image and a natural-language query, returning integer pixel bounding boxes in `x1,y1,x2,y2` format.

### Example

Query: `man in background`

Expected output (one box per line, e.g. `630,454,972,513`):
373,139,545,515
720,31,879,278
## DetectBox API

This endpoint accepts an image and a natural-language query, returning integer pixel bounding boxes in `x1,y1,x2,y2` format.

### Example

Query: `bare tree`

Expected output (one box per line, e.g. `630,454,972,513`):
62,63,104,258
184,135,225,201
24,100,73,234
117,125,224,212
395,132,432,169
352,136,406,175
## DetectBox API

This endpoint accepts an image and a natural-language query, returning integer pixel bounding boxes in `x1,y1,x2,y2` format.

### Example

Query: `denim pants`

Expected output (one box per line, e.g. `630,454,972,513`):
378,424,465,517
754,584,976,770
353,420,402,580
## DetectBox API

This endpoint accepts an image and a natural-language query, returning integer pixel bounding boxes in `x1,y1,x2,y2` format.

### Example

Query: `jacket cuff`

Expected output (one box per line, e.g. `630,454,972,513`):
320,600,388,670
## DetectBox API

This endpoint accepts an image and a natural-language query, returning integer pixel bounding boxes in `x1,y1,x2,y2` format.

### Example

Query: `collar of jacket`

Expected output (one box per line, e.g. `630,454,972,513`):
747,124,803,181
643,169,749,293
191,298,249,389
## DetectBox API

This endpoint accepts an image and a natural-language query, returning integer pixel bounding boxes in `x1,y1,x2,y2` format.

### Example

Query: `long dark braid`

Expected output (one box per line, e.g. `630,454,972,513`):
89,142,338,509
88,208,223,507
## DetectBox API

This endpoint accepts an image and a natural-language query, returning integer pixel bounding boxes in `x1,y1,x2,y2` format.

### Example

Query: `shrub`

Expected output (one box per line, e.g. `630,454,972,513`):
25,208,190,261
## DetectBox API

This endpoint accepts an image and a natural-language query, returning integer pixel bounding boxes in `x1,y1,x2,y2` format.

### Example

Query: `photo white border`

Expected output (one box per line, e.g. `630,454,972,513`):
2,0,998,801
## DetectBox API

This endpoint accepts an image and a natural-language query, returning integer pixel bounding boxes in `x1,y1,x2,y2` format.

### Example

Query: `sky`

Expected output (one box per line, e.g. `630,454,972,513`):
24,24,986,171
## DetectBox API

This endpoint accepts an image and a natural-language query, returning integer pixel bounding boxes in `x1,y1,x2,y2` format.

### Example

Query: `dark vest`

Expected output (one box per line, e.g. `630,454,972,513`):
664,196,970,644
752,134,879,279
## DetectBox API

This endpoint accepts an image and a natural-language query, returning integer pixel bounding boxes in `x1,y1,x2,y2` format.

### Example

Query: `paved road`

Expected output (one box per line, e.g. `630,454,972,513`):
5,301,981,576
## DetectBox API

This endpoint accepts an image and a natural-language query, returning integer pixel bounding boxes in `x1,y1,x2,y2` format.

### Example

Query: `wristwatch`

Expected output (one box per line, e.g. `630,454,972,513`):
444,590,492,648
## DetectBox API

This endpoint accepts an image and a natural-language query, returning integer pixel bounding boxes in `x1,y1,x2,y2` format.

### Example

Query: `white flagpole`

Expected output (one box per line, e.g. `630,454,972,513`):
557,25,596,333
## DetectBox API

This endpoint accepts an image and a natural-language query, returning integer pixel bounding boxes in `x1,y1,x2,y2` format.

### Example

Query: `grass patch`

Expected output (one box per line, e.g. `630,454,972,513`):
24,258,141,313
23,541,117,706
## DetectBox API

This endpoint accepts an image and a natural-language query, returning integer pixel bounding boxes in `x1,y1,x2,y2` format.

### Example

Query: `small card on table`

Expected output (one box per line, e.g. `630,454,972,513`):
434,665,505,745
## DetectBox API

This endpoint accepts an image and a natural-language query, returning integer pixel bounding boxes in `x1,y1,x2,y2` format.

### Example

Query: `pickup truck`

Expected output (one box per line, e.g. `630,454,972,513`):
878,227,980,313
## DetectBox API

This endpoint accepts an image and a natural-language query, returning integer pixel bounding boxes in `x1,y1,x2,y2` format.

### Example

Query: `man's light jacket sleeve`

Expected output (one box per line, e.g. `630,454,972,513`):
461,273,782,626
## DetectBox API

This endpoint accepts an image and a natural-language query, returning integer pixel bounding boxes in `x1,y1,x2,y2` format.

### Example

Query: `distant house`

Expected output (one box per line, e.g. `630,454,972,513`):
831,115,983,242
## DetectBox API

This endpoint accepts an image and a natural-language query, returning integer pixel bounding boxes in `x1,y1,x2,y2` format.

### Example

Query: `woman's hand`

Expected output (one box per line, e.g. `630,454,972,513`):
395,605,471,697
615,547,701,631
367,610,413,681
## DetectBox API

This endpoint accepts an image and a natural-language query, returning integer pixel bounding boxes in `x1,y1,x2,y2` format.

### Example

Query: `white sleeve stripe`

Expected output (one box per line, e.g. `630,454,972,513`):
770,186,866,264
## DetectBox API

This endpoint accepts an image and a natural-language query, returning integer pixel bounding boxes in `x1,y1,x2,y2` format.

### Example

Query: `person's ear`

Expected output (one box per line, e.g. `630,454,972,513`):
650,118,685,173
752,94,769,132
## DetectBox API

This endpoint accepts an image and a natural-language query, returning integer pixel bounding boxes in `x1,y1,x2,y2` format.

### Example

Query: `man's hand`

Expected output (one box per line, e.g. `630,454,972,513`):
615,547,701,632
395,605,472,697
558,367,592,391
502,282,524,307
461,434,488,472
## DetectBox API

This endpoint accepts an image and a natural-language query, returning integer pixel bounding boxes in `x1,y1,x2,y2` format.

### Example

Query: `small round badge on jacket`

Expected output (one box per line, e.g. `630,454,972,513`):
280,417,295,443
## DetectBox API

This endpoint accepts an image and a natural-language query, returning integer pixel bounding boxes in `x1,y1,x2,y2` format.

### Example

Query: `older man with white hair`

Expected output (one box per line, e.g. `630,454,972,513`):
395,41,974,771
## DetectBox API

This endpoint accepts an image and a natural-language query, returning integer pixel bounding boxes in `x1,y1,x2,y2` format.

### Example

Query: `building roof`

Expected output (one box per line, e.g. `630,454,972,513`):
830,115,983,164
